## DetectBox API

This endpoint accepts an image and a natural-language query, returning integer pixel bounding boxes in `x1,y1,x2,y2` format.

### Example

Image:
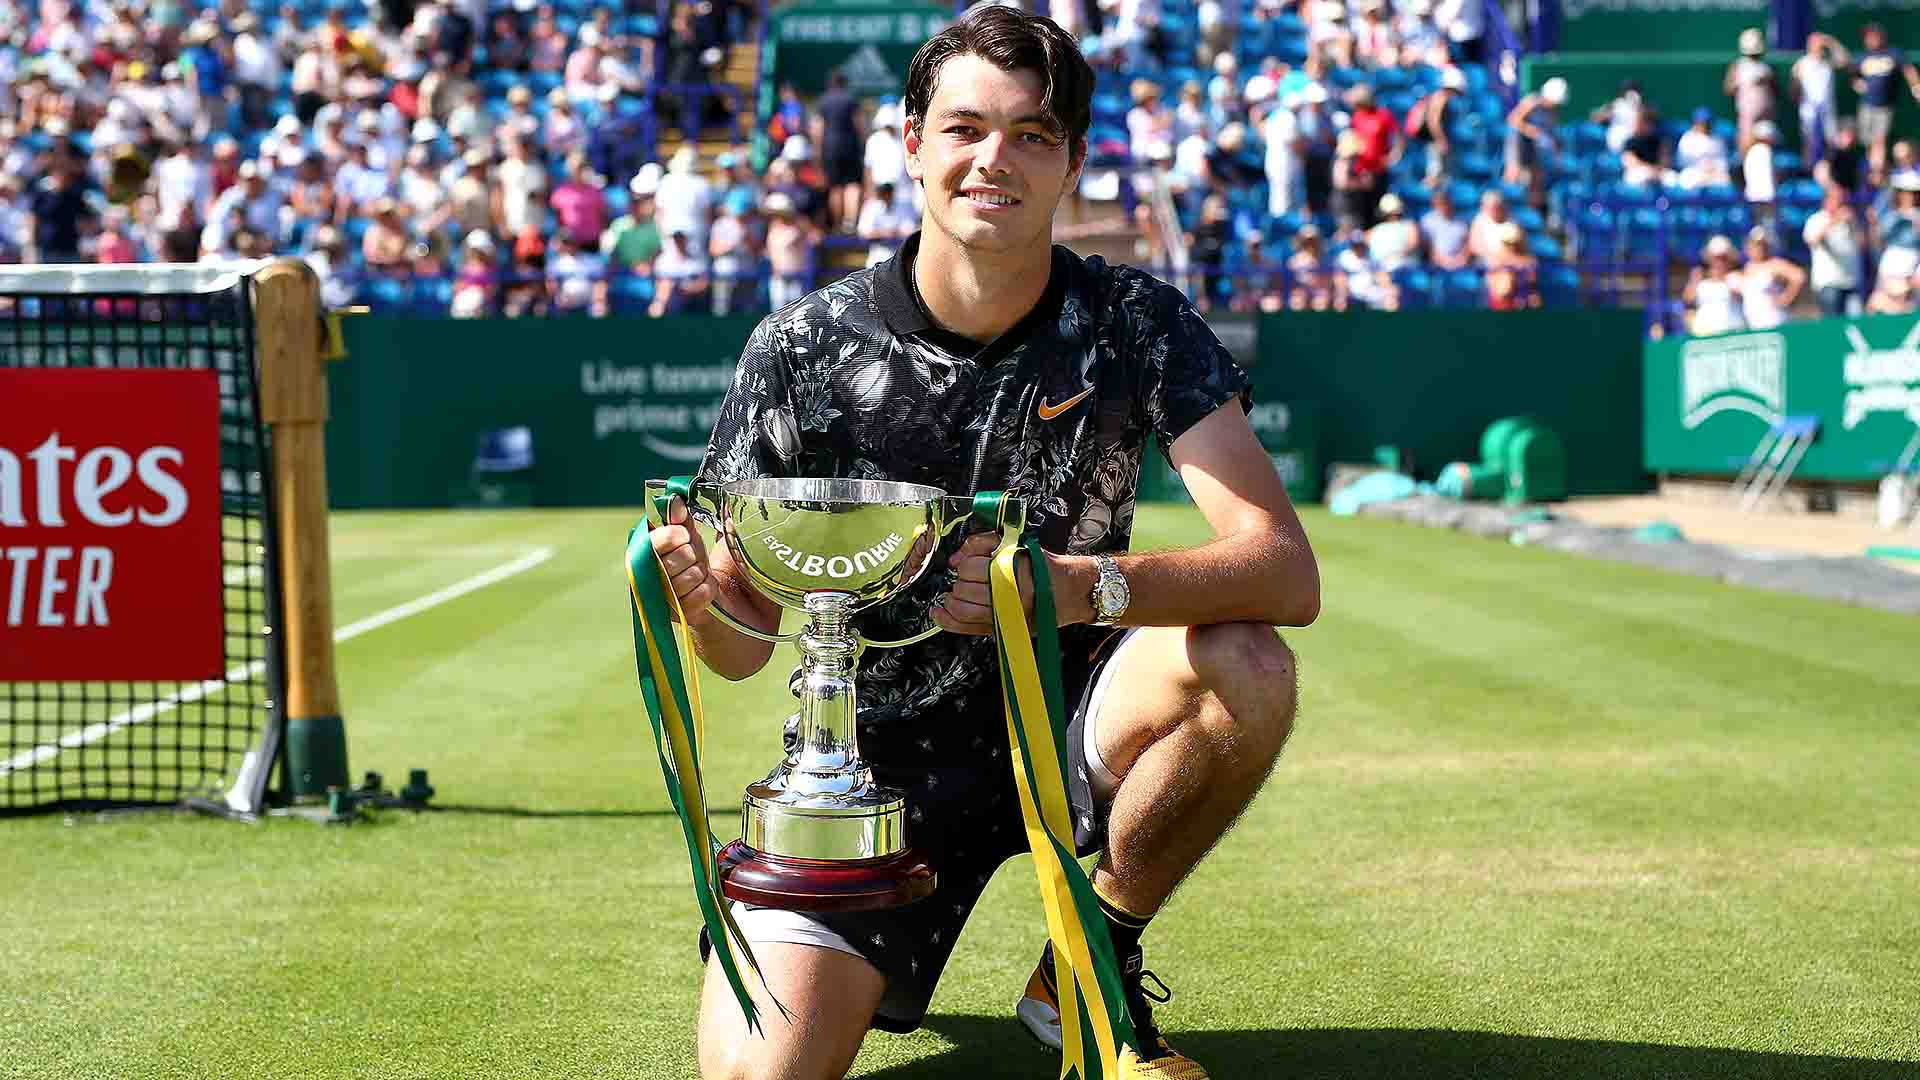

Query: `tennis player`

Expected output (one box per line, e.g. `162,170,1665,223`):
650,6,1319,1077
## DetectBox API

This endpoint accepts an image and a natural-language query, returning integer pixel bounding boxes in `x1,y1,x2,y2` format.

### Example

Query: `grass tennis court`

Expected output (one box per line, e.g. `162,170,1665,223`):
4,504,1917,1079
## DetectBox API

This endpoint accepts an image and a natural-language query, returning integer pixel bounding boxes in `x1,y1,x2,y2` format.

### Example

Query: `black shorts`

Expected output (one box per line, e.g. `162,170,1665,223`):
700,628,1130,1033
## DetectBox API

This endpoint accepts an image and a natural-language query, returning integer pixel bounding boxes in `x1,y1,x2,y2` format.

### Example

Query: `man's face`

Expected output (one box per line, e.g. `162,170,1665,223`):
905,53,1083,257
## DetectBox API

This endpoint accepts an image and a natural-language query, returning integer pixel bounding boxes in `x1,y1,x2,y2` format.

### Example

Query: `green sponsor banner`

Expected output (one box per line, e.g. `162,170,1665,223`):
1252,309,1650,496
767,5,948,97
1644,313,1920,481
328,316,752,509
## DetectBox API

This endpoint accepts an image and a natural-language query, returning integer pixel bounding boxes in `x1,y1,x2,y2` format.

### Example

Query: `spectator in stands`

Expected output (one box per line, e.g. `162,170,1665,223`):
544,89,588,160
1308,2,1355,69
1185,193,1232,312
1265,91,1307,218
715,152,763,217
548,229,610,317
1353,0,1398,70
1297,83,1335,215
229,13,279,130
528,7,567,73
444,148,494,236
1208,122,1263,198
450,230,499,318
1396,0,1445,58
1684,234,1746,334
1852,22,1920,172
763,190,818,310
212,161,283,246
1434,0,1486,64
1467,189,1512,265
305,225,360,309
1346,84,1398,189
1726,28,1777,153
1592,80,1644,155
603,164,664,272
1339,230,1399,310
363,199,413,274
1287,223,1341,310
1793,31,1849,164
1867,243,1920,314
398,146,446,229
333,140,391,221
661,1,717,140
1127,80,1170,161
864,104,907,206
1737,227,1805,329
709,199,755,317
1675,107,1732,189
1505,77,1564,207
1816,119,1867,195
1485,223,1539,311
1422,187,1471,270
856,179,915,269
489,12,531,72
1805,185,1868,316
1744,120,1779,231
656,146,715,252
1367,193,1423,272
502,226,551,317
496,134,548,237
1197,0,1233,68
816,71,865,233
0,175,27,263
766,157,824,227
781,135,829,217
1207,52,1248,131
1331,130,1380,234
1243,58,1286,121
1408,68,1465,185
1620,109,1669,188
551,151,609,249
27,153,95,263
1878,171,1920,251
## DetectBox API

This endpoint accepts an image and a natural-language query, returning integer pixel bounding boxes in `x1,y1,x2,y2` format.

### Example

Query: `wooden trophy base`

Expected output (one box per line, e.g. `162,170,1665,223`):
717,840,936,913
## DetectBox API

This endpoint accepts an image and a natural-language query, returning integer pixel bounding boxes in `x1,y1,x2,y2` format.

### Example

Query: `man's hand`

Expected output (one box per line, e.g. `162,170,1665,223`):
648,495,718,624
931,532,1079,635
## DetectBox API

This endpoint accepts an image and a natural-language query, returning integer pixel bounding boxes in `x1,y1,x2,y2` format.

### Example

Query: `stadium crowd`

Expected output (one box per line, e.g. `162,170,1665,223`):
1,0,1919,329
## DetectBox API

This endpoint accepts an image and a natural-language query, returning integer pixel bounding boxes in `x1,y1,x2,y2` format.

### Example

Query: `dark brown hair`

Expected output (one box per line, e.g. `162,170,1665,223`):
902,4,1094,165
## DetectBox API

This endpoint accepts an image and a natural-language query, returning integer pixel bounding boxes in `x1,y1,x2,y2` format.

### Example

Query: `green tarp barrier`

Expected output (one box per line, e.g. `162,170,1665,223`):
1643,312,1920,481
1250,308,1650,496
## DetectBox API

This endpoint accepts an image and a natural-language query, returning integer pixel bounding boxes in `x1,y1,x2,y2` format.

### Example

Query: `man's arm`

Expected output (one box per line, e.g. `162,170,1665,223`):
938,404,1319,634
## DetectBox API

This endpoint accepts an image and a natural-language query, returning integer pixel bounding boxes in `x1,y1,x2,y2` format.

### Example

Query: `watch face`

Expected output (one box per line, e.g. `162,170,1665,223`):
1098,579,1127,616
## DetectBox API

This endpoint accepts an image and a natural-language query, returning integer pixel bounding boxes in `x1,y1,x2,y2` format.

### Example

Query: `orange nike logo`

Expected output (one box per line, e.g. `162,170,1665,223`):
1036,384,1095,420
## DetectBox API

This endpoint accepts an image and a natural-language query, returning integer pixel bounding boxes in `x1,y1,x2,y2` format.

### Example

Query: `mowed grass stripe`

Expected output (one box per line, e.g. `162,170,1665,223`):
1,505,1915,1079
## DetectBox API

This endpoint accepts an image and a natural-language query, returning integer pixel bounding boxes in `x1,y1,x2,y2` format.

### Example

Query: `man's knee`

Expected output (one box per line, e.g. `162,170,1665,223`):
1186,622,1297,753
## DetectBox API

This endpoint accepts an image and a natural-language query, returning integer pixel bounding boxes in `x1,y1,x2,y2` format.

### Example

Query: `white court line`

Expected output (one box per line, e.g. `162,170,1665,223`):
0,546,556,776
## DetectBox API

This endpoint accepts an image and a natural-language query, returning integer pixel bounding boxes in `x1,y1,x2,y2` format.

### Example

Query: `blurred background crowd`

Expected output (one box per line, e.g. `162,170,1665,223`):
1,0,1918,330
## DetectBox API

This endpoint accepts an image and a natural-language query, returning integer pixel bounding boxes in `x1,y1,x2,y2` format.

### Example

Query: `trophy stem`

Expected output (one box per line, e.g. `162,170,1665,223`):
787,593,872,798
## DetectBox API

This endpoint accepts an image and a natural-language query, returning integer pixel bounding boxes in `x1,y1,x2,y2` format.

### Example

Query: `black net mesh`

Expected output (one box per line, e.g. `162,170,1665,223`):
0,271,285,815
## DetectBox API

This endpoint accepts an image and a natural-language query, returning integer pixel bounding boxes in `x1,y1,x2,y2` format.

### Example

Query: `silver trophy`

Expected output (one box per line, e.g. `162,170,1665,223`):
646,477,1023,912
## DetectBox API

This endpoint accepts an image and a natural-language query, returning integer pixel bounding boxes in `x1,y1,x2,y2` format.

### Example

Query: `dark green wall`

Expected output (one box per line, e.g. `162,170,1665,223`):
1251,309,1651,495
325,309,1651,509
328,315,756,509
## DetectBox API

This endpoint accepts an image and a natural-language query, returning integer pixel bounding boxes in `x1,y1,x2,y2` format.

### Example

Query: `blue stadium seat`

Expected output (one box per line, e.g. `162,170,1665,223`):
1442,268,1486,307
1539,262,1581,307
1392,267,1435,308
413,277,453,317
609,274,656,313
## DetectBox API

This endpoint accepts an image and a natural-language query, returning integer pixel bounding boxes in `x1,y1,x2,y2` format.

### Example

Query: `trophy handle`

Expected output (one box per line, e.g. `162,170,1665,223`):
860,492,1026,650
645,476,800,645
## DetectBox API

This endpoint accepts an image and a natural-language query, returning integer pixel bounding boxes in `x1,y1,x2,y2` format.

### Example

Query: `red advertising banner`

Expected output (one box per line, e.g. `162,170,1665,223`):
0,369,226,681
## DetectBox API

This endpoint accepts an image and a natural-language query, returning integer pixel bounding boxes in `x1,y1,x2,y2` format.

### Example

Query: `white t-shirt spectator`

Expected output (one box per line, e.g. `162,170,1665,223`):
865,128,907,189
1743,142,1776,203
1264,104,1303,217
153,151,211,227
334,157,393,209
497,156,549,234
710,214,749,281
1675,128,1730,188
549,250,607,311
857,195,916,267
1421,208,1469,263
654,172,714,248
655,244,710,284
1805,208,1862,290
232,30,281,88
1368,217,1421,272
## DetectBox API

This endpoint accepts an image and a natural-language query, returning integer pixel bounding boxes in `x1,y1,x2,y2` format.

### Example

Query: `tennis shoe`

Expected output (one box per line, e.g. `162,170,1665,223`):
1014,942,1206,1076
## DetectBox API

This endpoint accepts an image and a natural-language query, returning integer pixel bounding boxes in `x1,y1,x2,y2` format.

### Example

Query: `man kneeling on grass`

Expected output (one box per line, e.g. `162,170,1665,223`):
648,7,1320,1077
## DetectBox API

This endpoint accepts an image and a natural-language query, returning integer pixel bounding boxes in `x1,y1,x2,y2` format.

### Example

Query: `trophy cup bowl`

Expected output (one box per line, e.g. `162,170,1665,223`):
647,477,1016,913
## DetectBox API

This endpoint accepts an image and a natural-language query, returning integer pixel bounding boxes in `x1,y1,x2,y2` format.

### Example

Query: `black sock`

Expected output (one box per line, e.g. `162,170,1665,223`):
1094,888,1153,964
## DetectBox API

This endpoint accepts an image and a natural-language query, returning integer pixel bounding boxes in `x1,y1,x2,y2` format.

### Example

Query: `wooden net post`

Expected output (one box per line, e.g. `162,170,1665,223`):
254,258,347,799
